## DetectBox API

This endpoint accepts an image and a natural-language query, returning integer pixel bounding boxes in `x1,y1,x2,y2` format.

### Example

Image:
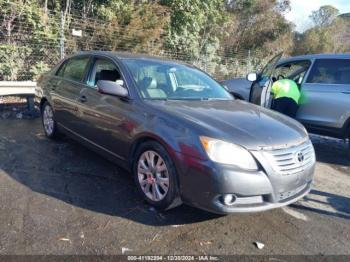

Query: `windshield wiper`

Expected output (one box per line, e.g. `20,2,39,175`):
167,97,231,101
206,98,231,101
167,97,204,101
166,97,232,101
144,98,168,101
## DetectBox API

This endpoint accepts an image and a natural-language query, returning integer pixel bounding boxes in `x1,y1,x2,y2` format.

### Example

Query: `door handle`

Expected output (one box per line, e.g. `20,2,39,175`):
78,95,87,103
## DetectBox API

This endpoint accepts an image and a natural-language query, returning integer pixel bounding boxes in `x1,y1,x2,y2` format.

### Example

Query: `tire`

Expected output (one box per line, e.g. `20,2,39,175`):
133,141,181,210
41,101,61,139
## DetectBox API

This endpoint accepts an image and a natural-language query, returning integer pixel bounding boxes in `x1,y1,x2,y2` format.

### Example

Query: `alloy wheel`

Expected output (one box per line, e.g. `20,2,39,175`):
137,150,170,202
43,104,54,136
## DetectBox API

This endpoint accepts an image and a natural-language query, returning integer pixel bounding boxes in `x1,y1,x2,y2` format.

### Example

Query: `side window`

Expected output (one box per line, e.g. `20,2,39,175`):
307,59,350,84
87,58,121,87
56,61,67,77
56,56,90,82
274,61,311,85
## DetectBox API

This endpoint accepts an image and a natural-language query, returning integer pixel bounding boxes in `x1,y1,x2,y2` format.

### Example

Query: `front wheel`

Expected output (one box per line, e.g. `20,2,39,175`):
41,101,60,139
133,141,181,210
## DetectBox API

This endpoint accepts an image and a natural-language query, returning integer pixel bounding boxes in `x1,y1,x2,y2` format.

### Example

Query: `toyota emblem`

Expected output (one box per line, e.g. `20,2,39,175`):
297,152,304,162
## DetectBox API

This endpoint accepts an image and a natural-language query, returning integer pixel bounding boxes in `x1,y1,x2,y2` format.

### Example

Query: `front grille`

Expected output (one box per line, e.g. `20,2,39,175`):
263,140,315,176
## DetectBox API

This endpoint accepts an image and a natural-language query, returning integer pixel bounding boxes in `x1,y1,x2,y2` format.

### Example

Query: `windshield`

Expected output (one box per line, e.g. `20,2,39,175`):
124,59,233,101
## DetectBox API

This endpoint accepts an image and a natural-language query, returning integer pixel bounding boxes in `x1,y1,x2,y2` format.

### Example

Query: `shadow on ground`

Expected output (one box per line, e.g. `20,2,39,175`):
292,189,350,220
310,134,350,168
0,119,221,226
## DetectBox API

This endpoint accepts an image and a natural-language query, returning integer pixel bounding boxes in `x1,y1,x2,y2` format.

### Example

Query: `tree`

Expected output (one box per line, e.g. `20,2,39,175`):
0,0,60,80
160,0,227,61
222,0,293,55
0,0,296,81
310,5,339,27
294,7,350,55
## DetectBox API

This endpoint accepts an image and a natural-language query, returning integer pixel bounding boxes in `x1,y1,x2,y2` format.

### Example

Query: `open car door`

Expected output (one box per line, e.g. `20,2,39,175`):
249,53,283,107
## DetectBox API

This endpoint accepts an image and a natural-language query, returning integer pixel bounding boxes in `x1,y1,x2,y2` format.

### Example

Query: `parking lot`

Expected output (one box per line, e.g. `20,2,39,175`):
0,117,349,255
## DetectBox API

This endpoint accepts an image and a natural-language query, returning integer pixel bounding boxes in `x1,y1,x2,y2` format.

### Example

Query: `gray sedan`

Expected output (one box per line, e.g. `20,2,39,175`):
37,51,315,214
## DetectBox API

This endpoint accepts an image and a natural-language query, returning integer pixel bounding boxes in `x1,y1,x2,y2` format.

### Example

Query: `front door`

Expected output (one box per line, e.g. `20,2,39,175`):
249,53,282,107
77,57,133,161
269,59,312,109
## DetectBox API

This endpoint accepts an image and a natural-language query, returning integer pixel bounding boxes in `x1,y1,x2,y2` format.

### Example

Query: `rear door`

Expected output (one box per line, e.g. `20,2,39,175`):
52,56,91,132
297,59,350,130
249,53,282,107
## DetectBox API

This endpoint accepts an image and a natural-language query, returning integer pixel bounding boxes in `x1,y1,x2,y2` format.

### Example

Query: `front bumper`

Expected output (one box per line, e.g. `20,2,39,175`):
175,141,315,214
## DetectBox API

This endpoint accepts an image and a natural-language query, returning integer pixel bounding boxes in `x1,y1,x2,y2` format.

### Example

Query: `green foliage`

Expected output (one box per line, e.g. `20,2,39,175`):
0,0,60,80
97,0,133,24
0,45,31,81
67,1,169,54
4,0,339,82
161,0,227,60
30,61,50,80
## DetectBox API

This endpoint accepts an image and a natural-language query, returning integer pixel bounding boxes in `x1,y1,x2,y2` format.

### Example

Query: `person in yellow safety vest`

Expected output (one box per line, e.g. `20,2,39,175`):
271,79,301,118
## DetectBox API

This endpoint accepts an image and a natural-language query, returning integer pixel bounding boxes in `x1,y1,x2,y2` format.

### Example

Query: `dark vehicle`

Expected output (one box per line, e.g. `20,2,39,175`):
223,54,350,141
37,51,315,214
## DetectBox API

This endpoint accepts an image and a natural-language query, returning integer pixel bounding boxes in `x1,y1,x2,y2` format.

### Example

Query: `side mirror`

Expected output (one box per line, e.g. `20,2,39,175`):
247,73,258,82
97,80,128,97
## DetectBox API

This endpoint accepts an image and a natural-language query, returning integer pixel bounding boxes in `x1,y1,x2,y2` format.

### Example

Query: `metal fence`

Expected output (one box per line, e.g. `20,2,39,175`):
0,4,270,82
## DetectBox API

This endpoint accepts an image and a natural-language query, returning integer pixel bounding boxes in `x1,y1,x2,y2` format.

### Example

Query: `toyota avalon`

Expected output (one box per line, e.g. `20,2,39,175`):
37,51,315,214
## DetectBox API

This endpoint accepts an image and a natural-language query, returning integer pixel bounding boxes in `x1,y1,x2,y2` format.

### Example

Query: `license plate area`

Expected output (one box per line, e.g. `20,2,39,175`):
278,183,307,201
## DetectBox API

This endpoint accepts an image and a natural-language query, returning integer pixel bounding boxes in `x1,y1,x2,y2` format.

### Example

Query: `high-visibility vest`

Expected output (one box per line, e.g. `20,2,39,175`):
271,79,301,104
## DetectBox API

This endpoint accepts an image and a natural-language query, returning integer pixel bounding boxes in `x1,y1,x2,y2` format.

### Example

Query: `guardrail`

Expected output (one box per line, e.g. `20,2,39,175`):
0,81,37,114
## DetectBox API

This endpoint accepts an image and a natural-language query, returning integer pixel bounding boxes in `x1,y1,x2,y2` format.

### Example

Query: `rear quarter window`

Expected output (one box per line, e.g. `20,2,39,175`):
306,59,350,85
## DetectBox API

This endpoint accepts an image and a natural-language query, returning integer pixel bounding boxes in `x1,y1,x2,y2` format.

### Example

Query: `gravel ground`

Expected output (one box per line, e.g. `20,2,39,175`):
0,117,349,256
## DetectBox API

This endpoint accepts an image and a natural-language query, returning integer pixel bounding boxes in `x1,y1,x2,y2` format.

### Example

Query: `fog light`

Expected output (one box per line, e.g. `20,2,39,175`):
222,194,236,206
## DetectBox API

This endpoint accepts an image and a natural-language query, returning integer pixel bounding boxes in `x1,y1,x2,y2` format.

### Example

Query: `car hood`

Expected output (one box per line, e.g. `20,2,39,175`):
147,99,307,150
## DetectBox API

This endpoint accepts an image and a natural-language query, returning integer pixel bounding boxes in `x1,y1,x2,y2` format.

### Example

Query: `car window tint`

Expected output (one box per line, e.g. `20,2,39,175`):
56,62,67,77
87,59,121,87
60,57,90,82
307,59,350,84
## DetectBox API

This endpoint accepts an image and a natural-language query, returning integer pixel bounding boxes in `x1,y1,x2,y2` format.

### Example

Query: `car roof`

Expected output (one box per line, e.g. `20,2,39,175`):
73,50,190,65
280,53,350,64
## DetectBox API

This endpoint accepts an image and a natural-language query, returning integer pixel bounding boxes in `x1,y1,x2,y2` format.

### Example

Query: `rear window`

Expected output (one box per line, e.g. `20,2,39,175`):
306,59,350,85
56,56,90,82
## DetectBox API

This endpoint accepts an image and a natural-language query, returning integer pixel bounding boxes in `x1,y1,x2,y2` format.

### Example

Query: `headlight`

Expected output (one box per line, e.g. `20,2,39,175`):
199,136,258,170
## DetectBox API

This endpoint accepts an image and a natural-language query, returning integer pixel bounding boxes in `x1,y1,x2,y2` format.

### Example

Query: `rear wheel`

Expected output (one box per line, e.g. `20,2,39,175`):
133,141,181,210
41,101,60,139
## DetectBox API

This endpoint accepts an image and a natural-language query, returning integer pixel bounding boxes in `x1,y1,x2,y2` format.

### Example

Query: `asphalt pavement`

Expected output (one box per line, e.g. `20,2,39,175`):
0,118,349,255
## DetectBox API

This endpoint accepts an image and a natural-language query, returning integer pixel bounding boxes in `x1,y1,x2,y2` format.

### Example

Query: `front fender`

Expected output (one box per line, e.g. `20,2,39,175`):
128,110,208,163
